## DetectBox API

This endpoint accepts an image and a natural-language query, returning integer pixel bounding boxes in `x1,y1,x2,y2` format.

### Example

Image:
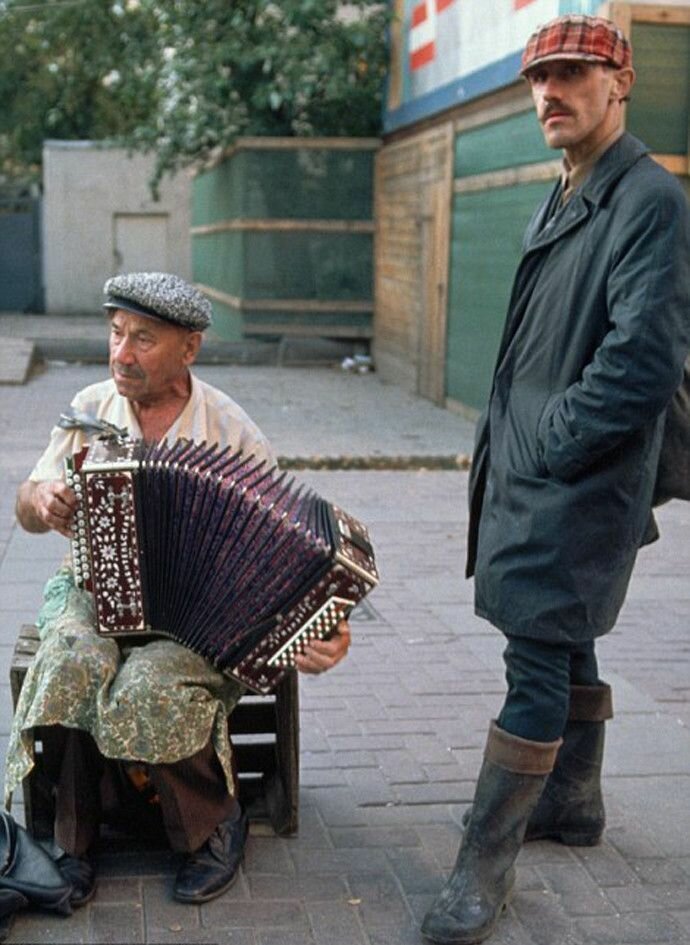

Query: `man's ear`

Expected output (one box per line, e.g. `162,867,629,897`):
611,66,635,103
183,331,203,365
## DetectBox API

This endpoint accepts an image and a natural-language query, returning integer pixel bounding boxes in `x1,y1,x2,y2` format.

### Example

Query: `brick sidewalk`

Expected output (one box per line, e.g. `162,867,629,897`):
0,360,688,944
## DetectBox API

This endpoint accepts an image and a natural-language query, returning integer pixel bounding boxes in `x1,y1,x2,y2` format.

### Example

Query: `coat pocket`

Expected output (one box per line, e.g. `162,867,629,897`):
535,393,562,477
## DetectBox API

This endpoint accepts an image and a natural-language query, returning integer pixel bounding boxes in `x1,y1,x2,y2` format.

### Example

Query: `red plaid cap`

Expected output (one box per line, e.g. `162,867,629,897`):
520,15,632,75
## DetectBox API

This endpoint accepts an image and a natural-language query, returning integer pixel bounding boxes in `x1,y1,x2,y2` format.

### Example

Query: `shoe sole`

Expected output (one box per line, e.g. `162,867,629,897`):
525,830,603,846
173,867,240,905
70,881,97,909
421,890,513,945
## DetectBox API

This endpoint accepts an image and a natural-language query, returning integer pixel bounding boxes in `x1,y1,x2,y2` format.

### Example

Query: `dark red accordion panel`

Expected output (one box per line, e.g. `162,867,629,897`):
66,437,379,694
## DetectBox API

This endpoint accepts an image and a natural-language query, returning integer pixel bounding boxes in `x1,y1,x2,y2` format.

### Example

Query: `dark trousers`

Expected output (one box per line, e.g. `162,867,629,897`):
496,636,601,743
47,727,239,856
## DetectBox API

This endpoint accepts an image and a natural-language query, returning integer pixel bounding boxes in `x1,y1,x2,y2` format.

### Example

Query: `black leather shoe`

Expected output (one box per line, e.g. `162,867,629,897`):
55,853,97,908
173,811,248,904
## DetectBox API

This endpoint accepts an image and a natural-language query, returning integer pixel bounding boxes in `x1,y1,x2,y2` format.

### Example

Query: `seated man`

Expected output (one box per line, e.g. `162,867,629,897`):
7,271,350,907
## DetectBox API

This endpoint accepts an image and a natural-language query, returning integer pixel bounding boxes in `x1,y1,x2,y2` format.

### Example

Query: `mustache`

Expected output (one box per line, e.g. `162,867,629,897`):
112,363,145,380
541,105,574,121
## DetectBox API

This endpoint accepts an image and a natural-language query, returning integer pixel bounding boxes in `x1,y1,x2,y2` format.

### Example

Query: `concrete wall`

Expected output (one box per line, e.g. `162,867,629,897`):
43,141,192,315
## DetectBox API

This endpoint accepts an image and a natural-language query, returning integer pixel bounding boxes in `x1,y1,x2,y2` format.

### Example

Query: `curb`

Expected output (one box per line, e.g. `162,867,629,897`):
32,336,363,367
278,454,472,470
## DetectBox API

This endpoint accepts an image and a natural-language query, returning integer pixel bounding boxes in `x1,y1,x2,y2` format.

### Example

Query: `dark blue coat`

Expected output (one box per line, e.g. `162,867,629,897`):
467,134,690,644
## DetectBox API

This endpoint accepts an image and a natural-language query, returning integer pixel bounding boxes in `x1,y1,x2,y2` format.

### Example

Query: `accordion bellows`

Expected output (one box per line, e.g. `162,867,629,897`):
66,437,378,694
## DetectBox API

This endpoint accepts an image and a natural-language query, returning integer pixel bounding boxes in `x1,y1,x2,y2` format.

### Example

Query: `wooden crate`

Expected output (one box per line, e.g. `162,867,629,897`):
10,625,299,840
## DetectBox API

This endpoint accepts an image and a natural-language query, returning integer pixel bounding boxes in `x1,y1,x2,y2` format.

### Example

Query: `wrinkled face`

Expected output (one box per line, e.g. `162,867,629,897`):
526,59,632,158
108,309,200,405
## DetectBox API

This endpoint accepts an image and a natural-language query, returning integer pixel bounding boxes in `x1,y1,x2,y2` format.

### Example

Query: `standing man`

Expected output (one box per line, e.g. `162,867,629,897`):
9,272,350,909
422,16,690,945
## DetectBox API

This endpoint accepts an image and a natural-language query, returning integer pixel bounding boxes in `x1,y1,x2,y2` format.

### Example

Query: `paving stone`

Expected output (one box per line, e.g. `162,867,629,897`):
300,768,349,789
539,862,617,917
283,807,331,850
574,912,687,944
377,749,428,784
671,910,690,934
257,931,313,945
347,767,397,806
300,750,340,770
328,825,421,849
333,749,379,769
606,882,690,913
201,898,310,932
359,802,460,828
0,337,35,385
342,695,388,722
366,920,429,945
511,889,583,945
347,871,413,929
516,866,550,893
385,847,446,895
94,876,142,903
519,844,581,867
304,900,368,945
628,857,690,885
141,876,210,930
415,823,464,868
247,872,348,902
244,837,295,876
481,915,542,945
150,930,255,944
325,734,407,753
395,780,475,806
289,847,390,877
574,844,643,887
5,908,90,944
305,786,366,828
89,901,145,943
314,711,363,738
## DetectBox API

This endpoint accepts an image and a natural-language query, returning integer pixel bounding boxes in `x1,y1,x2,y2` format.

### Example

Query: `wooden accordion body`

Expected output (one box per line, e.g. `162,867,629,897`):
66,436,379,694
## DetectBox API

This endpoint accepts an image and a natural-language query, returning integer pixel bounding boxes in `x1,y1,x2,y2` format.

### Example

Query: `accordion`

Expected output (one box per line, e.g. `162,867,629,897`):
65,436,379,694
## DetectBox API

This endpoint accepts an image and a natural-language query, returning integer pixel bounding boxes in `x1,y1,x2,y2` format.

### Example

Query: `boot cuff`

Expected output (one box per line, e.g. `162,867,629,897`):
569,684,613,721
485,721,561,775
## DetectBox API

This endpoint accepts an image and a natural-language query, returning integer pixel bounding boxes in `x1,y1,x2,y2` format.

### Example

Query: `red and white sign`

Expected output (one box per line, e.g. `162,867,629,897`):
409,0,459,71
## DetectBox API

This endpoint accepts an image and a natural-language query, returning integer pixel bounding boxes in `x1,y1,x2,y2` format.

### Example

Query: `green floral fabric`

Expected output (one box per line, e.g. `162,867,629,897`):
5,567,244,808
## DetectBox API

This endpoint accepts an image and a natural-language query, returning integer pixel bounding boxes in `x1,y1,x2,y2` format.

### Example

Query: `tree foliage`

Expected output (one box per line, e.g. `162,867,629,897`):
0,0,388,190
0,0,160,188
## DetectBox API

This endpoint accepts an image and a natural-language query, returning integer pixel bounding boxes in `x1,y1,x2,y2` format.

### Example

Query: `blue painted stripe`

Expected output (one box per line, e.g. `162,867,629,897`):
384,50,524,133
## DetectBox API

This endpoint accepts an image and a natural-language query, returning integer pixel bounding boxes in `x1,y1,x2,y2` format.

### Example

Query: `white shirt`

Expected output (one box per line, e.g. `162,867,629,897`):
29,373,275,481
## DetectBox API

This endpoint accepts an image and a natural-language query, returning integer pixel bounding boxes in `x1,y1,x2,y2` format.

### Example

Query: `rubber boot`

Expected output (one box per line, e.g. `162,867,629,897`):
523,683,612,845
460,683,613,846
421,722,560,945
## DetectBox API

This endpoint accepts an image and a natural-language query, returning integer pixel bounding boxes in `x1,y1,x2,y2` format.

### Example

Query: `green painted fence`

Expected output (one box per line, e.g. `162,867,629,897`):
191,141,377,342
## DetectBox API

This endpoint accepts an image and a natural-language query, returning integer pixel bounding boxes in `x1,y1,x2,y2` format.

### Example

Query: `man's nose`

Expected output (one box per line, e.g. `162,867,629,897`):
112,336,136,362
540,74,564,99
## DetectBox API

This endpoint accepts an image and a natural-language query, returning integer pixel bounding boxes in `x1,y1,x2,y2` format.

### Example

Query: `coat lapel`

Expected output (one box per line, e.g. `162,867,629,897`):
522,133,650,257
524,194,591,253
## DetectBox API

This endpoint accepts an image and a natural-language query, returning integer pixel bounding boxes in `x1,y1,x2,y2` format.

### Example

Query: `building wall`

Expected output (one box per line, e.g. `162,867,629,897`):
376,2,690,412
43,141,191,315
372,123,453,399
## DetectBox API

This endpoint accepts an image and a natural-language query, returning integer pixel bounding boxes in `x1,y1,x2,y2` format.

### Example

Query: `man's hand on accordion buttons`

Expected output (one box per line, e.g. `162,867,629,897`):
32,480,79,538
295,619,351,675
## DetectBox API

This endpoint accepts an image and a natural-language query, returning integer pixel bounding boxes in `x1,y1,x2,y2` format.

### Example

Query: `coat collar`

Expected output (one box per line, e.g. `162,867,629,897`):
524,133,650,254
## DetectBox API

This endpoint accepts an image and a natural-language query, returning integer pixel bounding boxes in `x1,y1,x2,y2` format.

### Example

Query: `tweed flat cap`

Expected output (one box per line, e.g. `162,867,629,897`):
103,272,213,331
521,15,632,75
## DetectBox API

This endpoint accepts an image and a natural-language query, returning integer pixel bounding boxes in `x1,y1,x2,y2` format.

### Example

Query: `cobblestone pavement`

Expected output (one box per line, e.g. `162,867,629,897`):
0,355,688,944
